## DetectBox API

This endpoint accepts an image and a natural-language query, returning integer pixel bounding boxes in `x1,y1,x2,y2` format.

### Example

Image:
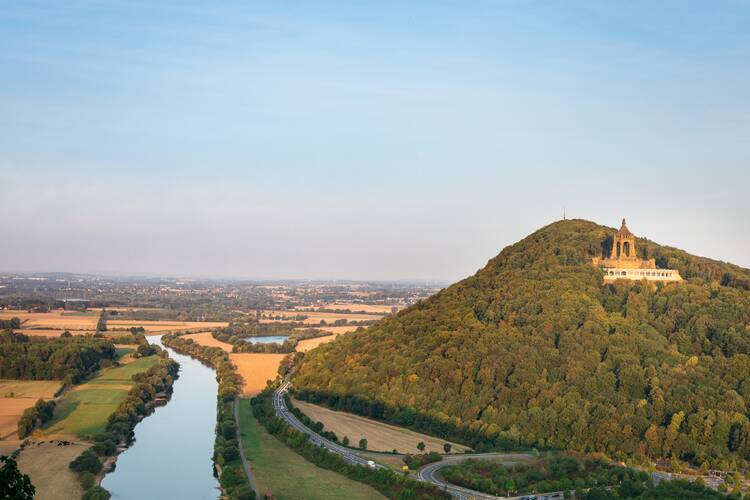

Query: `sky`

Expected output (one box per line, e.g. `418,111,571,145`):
1,1,748,281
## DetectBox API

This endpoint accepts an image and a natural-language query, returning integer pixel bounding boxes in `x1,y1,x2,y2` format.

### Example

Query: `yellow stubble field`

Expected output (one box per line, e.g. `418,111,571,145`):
182,331,233,352
17,440,91,500
230,353,287,396
0,380,62,452
291,399,470,455
0,310,227,333
260,310,384,325
304,303,396,314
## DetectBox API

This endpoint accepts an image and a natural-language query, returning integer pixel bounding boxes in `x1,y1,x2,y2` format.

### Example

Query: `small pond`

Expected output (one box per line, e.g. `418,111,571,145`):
240,335,289,344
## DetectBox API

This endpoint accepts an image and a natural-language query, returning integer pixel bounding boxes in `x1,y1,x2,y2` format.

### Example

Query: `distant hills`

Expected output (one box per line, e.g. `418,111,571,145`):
293,219,750,469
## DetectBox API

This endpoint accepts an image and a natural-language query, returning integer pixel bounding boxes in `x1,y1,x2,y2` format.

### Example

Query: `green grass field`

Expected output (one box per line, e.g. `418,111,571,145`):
114,347,135,359
44,356,160,438
237,399,384,500
0,380,61,398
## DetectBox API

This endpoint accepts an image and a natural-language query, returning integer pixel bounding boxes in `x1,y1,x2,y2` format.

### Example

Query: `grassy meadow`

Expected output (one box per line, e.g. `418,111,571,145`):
43,356,160,438
237,398,384,500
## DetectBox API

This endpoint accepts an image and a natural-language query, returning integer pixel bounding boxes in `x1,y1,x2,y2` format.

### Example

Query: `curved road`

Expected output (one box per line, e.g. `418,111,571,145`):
273,381,557,500
273,381,379,469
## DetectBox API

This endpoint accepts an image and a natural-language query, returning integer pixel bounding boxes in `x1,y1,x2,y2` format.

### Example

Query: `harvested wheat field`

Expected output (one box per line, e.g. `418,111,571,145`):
291,399,469,454
182,332,233,352
0,310,97,330
319,325,366,334
0,439,18,456
0,380,61,440
303,303,397,314
14,329,96,337
108,319,228,332
230,353,286,396
0,310,227,333
260,310,383,325
295,325,366,352
18,440,91,500
0,400,32,440
295,335,336,352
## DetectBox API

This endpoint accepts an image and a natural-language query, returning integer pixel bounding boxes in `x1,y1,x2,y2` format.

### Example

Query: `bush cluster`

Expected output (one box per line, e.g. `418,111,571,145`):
402,452,441,470
17,399,56,438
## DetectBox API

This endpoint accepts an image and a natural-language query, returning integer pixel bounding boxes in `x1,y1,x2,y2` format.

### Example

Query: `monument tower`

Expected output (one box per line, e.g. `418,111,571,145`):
593,218,682,282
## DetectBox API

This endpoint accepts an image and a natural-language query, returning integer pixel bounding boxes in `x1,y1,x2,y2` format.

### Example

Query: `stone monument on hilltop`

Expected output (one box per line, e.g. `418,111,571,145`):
593,219,682,282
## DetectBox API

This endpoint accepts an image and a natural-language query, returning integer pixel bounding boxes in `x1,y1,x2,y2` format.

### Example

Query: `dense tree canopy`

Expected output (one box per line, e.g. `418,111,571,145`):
0,333,116,383
293,219,750,469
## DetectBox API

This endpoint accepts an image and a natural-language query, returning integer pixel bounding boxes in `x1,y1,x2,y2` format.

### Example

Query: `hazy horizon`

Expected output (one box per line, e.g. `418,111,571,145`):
2,1,749,281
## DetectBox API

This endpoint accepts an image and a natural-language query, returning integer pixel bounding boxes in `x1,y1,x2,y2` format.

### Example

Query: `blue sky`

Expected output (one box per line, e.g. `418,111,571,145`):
1,1,748,280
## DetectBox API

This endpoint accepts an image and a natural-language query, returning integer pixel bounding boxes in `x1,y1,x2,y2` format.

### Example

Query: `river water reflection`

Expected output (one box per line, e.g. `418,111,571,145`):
101,335,220,499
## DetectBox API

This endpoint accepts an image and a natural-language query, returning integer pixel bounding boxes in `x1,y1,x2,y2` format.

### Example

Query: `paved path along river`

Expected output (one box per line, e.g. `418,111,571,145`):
101,335,220,500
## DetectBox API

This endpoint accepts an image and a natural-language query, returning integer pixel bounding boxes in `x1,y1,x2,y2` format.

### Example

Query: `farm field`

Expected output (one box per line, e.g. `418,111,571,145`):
13,329,97,337
17,440,91,500
108,319,228,332
0,380,61,445
230,353,286,396
291,399,469,454
260,310,384,325
237,399,385,500
0,310,227,333
295,335,336,352
316,325,365,334
44,356,160,438
296,303,396,314
182,331,233,352
295,325,367,352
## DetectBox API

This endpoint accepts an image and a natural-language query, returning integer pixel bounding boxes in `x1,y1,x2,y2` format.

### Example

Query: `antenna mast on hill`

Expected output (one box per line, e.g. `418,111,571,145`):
563,207,566,220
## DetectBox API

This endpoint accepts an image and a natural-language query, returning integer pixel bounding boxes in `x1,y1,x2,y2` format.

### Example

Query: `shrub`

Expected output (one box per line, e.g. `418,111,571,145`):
79,471,95,490
82,486,111,500
69,450,102,474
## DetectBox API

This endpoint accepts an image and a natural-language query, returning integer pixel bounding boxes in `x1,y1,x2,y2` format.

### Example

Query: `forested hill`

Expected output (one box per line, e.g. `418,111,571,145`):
293,219,750,470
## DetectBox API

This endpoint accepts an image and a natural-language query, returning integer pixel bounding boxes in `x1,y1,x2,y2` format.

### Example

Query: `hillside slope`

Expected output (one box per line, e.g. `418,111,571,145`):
293,219,750,469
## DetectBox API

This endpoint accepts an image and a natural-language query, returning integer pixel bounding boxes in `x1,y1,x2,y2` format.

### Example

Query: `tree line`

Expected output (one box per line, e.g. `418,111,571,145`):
17,399,56,438
0,332,116,384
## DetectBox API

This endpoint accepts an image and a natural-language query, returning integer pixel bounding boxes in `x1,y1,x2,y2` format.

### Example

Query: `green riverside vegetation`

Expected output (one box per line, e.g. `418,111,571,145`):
293,219,750,471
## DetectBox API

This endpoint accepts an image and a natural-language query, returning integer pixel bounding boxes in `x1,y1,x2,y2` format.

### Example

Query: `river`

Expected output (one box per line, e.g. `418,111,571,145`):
101,335,221,499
